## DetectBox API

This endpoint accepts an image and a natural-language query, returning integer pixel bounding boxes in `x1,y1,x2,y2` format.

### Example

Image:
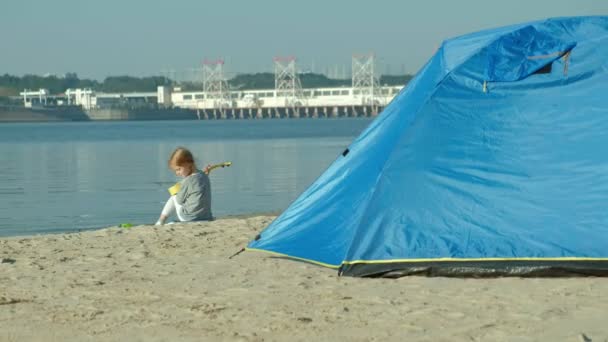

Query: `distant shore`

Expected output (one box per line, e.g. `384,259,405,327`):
0,104,384,122
0,105,199,122
2,215,607,341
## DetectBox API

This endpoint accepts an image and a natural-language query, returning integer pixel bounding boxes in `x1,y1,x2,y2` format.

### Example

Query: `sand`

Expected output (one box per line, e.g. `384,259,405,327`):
1,215,607,341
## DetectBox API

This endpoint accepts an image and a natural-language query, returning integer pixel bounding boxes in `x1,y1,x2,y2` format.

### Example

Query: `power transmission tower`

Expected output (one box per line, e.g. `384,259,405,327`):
203,59,231,117
160,68,177,85
185,67,203,85
352,53,382,111
274,56,305,111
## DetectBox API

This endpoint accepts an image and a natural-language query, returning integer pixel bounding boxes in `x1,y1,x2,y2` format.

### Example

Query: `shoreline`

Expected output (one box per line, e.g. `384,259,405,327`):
0,211,282,239
2,215,608,341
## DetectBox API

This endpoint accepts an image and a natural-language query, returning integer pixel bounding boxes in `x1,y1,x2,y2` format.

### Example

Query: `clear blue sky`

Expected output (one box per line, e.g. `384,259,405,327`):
1,0,607,79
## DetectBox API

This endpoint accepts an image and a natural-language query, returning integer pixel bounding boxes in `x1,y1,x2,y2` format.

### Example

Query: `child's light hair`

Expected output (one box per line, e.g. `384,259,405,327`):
168,147,197,171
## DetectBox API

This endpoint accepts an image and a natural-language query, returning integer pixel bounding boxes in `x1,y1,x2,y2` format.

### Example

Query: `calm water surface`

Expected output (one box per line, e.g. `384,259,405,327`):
0,119,372,236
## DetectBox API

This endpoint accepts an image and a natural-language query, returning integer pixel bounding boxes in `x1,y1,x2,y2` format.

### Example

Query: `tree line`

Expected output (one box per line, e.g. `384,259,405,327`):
0,73,172,96
0,72,414,97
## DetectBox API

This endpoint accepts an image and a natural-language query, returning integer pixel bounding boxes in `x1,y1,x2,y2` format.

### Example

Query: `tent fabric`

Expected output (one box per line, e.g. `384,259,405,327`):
247,16,608,277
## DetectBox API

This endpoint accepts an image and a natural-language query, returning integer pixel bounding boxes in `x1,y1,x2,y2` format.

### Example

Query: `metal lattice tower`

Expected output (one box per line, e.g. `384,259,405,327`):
185,67,203,85
352,53,381,107
203,59,231,115
274,56,305,107
160,68,177,85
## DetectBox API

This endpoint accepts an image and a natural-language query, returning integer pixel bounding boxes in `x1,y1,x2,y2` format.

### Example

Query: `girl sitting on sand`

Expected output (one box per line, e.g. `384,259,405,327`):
155,147,213,225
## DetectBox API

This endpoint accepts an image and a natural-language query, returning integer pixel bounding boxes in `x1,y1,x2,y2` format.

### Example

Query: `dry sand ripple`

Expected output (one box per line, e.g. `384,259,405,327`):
1,216,607,341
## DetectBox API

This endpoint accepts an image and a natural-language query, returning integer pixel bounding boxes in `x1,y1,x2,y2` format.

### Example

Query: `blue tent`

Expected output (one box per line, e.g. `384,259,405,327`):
247,16,608,277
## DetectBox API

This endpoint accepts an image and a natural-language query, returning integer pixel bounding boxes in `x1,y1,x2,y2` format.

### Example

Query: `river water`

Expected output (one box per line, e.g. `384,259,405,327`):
0,118,372,236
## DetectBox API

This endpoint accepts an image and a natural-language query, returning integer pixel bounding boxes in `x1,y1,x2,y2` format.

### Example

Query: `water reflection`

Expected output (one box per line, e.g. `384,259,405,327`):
0,120,368,236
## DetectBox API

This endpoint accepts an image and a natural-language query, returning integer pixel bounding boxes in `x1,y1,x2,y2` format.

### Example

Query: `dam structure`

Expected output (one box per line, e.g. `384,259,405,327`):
174,55,403,119
12,55,405,121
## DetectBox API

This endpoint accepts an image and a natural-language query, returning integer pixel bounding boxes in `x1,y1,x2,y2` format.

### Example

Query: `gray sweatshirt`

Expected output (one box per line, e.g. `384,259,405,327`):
175,171,213,221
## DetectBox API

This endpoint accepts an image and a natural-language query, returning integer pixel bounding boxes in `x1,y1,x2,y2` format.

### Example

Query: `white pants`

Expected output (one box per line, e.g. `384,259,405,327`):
161,195,186,222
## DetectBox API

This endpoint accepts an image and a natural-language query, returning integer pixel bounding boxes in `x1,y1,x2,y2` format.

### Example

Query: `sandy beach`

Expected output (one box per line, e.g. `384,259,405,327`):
1,215,607,341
